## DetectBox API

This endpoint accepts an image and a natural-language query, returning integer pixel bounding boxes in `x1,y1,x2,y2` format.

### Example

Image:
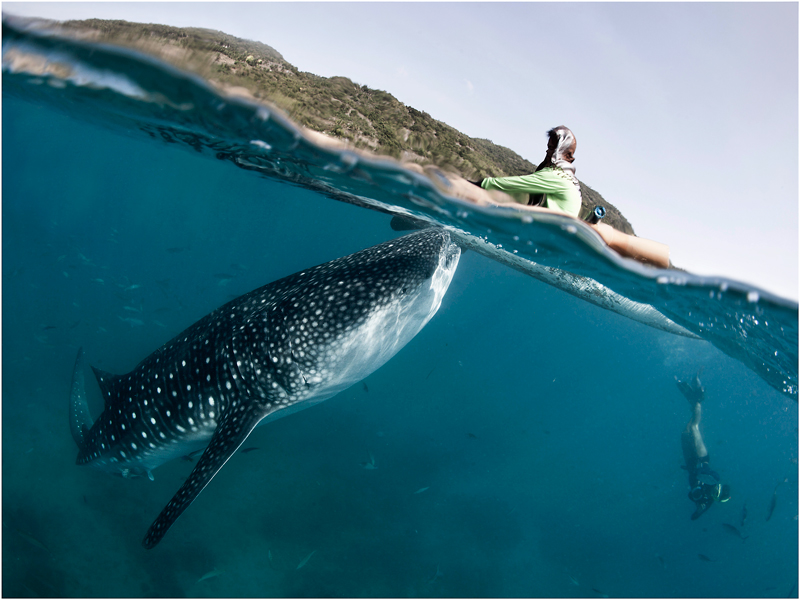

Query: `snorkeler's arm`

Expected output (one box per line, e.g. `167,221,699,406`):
443,175,519,206
427,170,543,208
589,222,670,268
429,172,579,220
452,175,570,214
481,172,569,197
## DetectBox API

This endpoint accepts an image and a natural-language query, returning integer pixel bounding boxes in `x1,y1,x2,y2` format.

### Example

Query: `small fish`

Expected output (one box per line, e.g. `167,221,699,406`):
722,523,748,541
766,480,785,521
214,273,235,280
267,548,285,572
180,449,204,462
569,575,580,586
123,306,142,313
166,247,188,254
413,487,430,495
123,284,141,291
360,451,377,470
592,588,609,598
241,447,259,454
118,317,144,327
656,554,666,570
426,564,442,584
197,568,223,583
296,549,316,571
467,432,478,439
91,278,105,284
362,381,369,393
41,325,57,331
13,528,50,554
698,554,713,562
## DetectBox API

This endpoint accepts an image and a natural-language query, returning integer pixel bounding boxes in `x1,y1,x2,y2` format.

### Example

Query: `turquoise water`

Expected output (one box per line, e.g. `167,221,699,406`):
3,18,798,598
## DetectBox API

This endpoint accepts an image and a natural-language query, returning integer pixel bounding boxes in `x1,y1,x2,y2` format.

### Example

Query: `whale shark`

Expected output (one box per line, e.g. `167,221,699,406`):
69,229,460,548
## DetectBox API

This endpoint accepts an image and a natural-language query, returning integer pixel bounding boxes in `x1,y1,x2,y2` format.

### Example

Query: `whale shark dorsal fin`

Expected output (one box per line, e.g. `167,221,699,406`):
91,366,122,409
141,404,269,549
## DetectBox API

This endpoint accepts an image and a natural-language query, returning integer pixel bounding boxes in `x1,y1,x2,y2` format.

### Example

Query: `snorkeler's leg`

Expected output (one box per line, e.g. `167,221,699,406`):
689,402,709,461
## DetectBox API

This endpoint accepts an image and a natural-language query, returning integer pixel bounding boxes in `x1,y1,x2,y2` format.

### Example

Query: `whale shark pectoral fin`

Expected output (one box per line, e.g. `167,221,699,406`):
142,403,268,549
69,347,93,449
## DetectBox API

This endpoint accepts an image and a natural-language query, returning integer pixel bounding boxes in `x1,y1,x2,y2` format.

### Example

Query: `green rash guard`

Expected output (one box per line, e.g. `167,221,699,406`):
480,167,582,217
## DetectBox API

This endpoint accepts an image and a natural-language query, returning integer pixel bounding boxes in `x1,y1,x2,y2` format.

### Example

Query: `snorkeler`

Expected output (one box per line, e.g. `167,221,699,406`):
424,124,670,267
677,369,731,520
468,126,669,267
471,126,582,218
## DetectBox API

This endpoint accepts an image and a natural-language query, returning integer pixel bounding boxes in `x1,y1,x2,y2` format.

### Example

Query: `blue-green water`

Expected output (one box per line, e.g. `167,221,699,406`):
3,19,798,598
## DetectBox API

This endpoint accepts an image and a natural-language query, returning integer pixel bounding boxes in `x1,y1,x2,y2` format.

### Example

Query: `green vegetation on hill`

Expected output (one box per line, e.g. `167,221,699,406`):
53,18,634,234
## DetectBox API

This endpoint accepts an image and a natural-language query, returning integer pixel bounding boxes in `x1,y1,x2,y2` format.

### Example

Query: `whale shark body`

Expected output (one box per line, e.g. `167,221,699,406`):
69,230,460,548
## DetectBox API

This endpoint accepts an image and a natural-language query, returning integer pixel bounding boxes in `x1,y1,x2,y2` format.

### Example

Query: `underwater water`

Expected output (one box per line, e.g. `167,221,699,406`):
2,18,798,598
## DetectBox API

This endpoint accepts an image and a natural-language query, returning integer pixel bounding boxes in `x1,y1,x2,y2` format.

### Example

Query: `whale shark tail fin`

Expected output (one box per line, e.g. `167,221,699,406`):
69,347,94,450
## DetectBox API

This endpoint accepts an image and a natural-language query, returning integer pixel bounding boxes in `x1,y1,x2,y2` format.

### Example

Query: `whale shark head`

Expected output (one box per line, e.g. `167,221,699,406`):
234,228,461,407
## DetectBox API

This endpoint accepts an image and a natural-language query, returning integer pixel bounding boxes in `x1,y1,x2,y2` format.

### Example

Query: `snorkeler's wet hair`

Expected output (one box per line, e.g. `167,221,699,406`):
548,126,577,164
537,125,581,205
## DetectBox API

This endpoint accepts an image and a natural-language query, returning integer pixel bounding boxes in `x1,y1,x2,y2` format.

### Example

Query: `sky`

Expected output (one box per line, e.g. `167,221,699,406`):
4,2,798,301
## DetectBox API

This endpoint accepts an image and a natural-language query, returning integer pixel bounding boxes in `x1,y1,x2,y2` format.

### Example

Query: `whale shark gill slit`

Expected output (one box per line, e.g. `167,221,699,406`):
68,229,460,548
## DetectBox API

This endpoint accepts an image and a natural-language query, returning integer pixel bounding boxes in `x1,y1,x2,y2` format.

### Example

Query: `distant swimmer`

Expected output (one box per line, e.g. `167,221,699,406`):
677,368,731,520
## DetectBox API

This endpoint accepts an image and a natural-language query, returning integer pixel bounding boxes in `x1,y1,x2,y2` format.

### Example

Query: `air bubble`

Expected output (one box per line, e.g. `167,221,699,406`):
249,140,272,151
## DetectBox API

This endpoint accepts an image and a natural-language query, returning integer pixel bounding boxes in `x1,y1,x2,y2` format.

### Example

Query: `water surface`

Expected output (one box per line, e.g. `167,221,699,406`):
3,18,797,598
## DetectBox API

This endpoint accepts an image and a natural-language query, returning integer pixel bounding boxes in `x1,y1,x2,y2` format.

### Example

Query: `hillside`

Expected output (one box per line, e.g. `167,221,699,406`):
51,18,634,234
